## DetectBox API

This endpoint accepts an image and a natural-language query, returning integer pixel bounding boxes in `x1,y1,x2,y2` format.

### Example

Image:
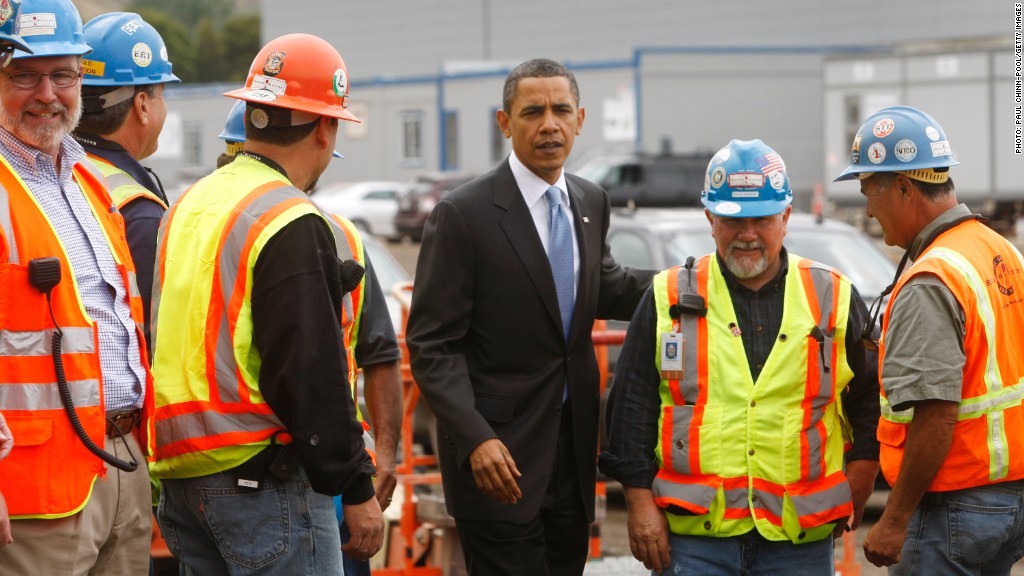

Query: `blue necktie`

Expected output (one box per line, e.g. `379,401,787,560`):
546,186,575,341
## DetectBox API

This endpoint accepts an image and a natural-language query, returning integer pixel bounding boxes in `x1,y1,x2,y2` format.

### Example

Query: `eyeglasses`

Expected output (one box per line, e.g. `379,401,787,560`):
1,68,82,89
860,251,910,352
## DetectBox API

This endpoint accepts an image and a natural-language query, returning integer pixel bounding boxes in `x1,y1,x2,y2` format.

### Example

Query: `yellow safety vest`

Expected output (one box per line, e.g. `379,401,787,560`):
149,155,327,479
86,153,167,211
651,253,854,543
326,214,366,420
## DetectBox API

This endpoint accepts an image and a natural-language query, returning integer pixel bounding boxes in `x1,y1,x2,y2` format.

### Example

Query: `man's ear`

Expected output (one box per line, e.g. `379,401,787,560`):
496,108,511,138
133,90,150,126
314,115,334,153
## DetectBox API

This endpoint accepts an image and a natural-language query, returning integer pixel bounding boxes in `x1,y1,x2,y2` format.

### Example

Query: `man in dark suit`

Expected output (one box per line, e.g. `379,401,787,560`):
407,58,653,576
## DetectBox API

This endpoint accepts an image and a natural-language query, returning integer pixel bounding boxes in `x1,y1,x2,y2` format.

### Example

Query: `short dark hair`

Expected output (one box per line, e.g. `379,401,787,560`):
244,103,322,146
76,84,155,135
875,171,956,202
502,58,579,113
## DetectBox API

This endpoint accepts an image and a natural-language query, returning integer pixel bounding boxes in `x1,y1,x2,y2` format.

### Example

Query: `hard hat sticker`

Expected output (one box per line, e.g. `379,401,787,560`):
925,126,940,141
250,74,287,96
132,43,153,67
333,69,348,97
872,118,895,139
769,171,786,190
263,51,286,76
243,89,277,102
120,20,143,35
931,141,952,157
81,58,105,77
728,172,765,189
867,142,886,164
894,139,917,163
716,201,742,215
20,12,57,36
711,148,731,164
160,45,169,63
711,167,726,188
755,152,785,176
851,132,862,164
0,1,13,26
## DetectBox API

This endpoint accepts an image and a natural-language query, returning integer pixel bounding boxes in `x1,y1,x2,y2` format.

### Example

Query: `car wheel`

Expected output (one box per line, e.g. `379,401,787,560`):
351,219,371,235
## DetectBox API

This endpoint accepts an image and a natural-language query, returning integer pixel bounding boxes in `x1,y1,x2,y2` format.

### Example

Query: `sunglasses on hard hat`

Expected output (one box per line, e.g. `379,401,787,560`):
0,44,14,69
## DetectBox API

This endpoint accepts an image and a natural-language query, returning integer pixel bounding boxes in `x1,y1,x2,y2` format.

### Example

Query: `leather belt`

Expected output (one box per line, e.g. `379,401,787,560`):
105,409,140,438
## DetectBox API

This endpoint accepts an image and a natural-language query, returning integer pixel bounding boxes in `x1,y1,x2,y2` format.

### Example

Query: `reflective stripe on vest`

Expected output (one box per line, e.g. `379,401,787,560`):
651,253,854,543
0,154,154,519
326,214,364,418
151,157,327,478
87,154,168,211
879,223,1024,490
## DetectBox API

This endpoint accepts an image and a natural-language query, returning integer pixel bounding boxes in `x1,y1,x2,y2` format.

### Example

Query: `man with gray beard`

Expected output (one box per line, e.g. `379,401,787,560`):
0,1,155,574
600,139,881,575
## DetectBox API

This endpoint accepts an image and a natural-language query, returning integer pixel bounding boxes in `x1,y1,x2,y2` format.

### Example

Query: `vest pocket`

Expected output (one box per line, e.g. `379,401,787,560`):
666,404,721,476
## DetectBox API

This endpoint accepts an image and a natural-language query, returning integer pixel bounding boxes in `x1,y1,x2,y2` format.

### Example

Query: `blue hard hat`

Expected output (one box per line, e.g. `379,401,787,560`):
701,139,792,218
218,99,346,158
834,105,958,183
0,0,32,56
12,0,90,59
218,99,245,143
81,12,179,86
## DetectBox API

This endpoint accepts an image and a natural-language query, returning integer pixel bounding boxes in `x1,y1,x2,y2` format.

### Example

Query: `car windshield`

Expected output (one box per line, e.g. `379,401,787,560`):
664,227,896,301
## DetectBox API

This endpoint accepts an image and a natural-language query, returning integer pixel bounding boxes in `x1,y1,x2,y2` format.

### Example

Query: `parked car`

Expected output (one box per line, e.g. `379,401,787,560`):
607,208,897,303
312,180,408,241
393,172,477,241
575,151,713,208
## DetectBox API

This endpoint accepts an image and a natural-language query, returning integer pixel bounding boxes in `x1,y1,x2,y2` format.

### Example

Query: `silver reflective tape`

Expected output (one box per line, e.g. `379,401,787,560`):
0,379,101,410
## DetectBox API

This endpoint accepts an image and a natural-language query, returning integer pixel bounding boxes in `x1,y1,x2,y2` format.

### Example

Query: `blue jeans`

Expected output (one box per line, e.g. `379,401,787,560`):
892,479,1024,575
666,530,834,575
157,461,342,575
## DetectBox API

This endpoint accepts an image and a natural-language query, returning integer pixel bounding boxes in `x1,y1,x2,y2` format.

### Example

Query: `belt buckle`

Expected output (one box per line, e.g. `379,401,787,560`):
106,409,139,437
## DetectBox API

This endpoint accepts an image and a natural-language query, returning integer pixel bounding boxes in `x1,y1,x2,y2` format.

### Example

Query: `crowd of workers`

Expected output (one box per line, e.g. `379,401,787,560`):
0,0,1020,574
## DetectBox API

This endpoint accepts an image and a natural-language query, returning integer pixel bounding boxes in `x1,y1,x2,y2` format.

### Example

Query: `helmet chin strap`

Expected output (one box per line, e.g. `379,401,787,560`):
81,85,135,115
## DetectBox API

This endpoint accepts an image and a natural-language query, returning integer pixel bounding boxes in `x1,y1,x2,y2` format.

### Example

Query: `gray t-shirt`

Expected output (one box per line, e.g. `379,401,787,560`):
881,204,971,411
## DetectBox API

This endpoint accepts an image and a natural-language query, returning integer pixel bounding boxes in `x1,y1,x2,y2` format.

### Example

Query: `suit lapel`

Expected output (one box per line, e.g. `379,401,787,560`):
565,178,591,342
494,162,564,331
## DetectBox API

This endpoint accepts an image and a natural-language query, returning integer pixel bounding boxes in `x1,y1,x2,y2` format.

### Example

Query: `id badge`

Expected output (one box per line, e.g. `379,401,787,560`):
660,332,684,380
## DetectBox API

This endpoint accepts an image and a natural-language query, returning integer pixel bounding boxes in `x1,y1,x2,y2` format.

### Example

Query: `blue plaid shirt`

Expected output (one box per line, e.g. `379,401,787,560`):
0,129,145,411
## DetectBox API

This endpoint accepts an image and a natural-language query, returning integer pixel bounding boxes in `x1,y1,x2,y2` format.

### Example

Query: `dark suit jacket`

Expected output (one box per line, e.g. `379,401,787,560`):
407,159,653,523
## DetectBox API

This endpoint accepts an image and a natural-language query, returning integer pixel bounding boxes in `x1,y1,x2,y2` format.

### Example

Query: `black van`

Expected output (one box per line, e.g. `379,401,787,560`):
575,151,713,208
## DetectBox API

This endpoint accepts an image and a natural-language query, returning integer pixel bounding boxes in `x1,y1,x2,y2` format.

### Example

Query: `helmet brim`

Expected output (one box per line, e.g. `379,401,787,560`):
703,197,792,218
223,88,361,123
0,34,32,55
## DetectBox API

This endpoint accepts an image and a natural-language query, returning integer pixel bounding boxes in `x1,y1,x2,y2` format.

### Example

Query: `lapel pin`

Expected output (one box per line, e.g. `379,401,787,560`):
582,216,589,223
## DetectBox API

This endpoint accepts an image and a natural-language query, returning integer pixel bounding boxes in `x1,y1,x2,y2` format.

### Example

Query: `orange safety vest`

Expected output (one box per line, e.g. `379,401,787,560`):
149,157,329,479
651,253,854,543
878,219,1024,491
0,154,154,519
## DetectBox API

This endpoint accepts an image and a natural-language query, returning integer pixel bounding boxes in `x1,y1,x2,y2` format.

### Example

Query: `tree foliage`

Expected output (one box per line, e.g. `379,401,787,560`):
126,1,260,84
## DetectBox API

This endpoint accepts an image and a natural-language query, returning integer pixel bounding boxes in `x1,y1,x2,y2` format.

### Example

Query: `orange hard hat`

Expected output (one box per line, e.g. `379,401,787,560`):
224,33,359,123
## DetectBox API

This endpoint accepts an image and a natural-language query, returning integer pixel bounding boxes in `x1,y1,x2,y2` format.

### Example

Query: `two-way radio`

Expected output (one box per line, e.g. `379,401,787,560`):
29,257,138,472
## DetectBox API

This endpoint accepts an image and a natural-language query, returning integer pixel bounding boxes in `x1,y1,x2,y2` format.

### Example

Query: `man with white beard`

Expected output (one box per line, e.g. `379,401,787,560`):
0,1,156,574
600,139,881,575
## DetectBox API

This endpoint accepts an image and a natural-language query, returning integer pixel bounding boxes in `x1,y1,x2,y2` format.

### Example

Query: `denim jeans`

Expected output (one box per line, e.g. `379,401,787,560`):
892,479,1024,575
158,461,342,575
666,530,834,575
